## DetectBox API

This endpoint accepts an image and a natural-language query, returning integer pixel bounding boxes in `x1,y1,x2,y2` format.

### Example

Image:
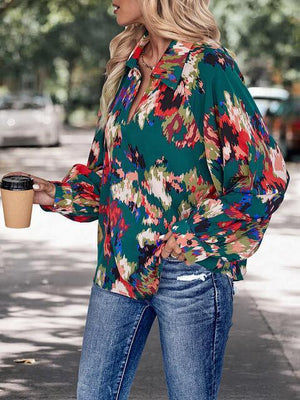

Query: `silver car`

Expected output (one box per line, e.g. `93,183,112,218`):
248,87,290,118
0,93,62,147
248,86,290,158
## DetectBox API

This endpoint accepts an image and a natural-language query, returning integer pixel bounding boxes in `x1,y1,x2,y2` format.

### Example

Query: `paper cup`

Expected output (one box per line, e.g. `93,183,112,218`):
0,175,34,229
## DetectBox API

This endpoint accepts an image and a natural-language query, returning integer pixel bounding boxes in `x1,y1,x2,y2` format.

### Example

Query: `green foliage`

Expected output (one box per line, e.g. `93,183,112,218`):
211,0,300,86
0,0,121,123
0,0,299,125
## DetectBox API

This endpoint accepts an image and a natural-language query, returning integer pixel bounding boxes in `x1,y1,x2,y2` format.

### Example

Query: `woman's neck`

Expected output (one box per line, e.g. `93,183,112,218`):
142,29,172,66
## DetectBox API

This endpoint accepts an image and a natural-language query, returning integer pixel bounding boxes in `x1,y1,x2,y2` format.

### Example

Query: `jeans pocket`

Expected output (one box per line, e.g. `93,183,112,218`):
226,275,235,299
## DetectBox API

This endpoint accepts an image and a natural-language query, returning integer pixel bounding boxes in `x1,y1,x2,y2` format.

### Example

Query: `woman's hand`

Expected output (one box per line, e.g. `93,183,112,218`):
160,230,187,262
2,171,56,206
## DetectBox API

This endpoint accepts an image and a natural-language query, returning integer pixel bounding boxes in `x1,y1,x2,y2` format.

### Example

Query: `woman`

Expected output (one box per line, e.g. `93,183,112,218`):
4,0,289,399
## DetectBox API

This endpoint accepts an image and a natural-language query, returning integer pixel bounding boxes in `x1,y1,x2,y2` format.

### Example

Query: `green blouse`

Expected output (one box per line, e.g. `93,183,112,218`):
41,30,289,300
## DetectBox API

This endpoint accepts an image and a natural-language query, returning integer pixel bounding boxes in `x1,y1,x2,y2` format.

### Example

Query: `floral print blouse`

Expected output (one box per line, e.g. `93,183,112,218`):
41,30,289,300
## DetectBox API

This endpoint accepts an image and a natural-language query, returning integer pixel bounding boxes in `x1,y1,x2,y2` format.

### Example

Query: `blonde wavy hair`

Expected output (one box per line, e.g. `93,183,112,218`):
98,0,222,130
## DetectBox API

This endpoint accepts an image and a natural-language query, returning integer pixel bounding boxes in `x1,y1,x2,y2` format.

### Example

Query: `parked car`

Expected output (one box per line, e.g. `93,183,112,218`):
271,96,300,159
248,87,290,117
248,86,291,158
0,93,62,147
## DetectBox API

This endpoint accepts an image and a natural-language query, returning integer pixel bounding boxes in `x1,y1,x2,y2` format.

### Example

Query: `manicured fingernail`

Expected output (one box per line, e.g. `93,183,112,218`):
33,184,40,190
159,234,165,239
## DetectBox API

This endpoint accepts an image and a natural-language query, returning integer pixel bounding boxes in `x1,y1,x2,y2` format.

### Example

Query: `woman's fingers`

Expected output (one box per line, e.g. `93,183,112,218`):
160,231,186,260
29,177,56,198
160,231,173,241
3,171,40,183
32,181,56,198
2,171,29,179
161,247,169,258
165,235,181,253
2,171,55,198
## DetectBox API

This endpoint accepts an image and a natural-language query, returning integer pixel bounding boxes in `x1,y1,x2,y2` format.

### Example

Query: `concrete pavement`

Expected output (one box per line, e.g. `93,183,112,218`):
0,239,298,399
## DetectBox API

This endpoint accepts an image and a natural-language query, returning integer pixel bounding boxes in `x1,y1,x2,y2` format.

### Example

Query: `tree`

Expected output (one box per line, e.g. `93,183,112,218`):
211,0,299,86
1,0,298,125
0,0,121,122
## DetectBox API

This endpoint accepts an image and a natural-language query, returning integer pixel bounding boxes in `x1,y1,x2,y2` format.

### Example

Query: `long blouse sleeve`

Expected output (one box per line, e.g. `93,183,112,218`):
171,50,290,276
40,111,105,223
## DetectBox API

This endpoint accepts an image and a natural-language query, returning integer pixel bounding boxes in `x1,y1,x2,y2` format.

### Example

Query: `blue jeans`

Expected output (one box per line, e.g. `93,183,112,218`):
77,258,234,400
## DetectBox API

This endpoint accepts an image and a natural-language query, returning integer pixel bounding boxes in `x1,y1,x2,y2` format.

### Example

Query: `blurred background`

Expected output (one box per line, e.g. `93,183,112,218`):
0,1,299,399
0,0,299,143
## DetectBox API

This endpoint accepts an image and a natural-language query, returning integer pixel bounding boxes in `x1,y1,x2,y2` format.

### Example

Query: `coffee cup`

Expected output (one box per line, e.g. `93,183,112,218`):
0,175,34,229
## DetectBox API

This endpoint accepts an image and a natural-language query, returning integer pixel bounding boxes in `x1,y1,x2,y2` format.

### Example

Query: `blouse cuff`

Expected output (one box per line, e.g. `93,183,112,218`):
40,181,73,213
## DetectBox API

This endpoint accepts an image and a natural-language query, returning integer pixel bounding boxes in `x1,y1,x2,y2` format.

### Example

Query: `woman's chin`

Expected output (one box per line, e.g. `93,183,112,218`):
115,13,142,26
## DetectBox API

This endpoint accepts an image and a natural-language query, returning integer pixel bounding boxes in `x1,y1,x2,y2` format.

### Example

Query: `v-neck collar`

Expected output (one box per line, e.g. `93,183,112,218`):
125,29,195,90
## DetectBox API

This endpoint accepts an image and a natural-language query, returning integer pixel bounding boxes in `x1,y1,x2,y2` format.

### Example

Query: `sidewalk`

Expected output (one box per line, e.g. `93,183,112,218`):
133,287,299,400
0,235,299,399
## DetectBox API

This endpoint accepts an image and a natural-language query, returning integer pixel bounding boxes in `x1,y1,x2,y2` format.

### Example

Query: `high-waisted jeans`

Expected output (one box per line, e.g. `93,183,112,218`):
77,258,234,400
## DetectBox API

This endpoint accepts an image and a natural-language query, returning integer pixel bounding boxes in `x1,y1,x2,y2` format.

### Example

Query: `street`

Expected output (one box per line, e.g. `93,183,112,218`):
0,127,299,399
